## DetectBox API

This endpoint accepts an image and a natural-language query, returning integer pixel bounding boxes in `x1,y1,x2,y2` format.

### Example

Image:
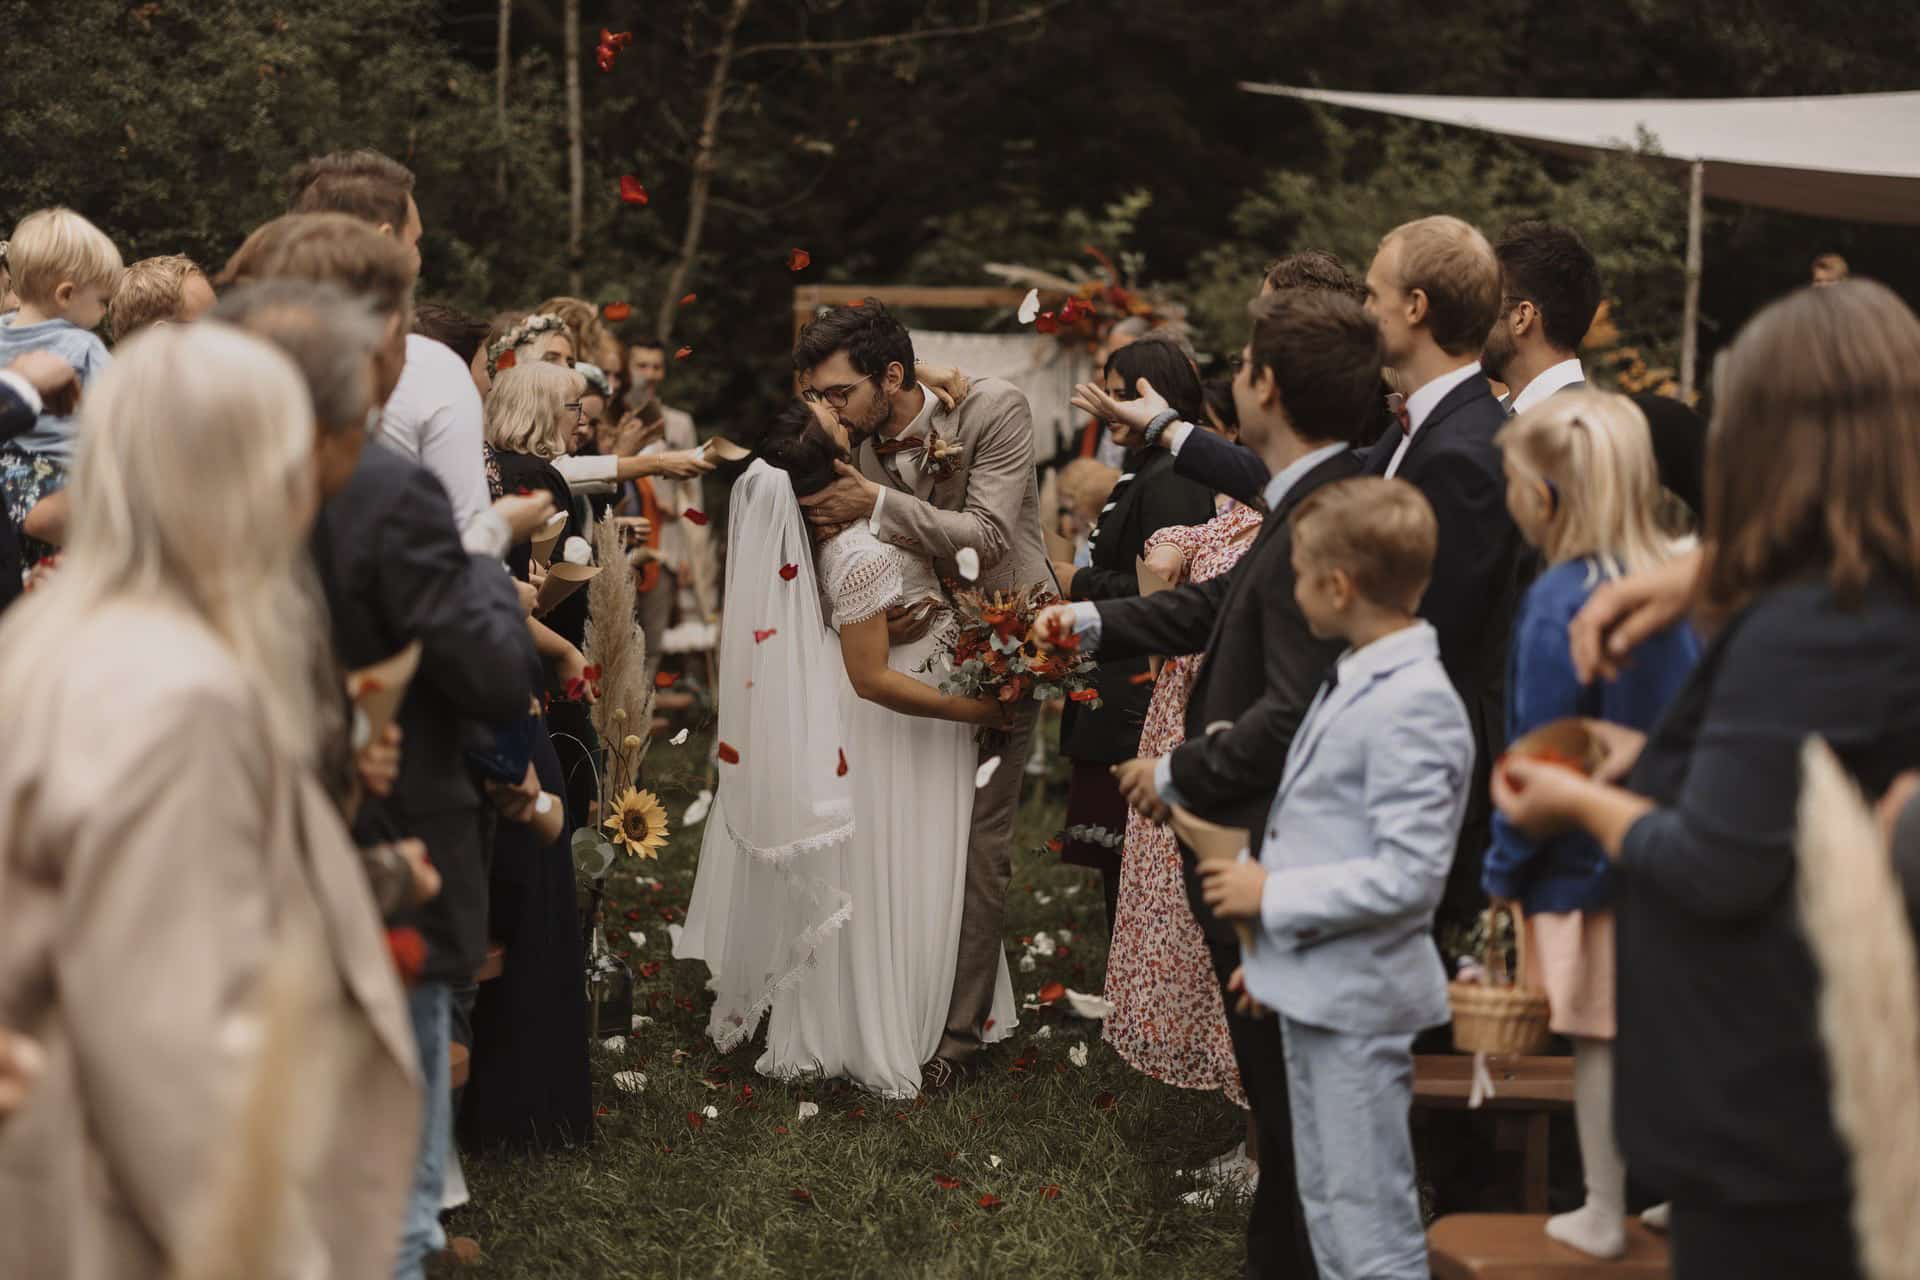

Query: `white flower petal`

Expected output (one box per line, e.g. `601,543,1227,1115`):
1018,288,1041,325
561,536,593,566
797,1102,821,1122
601,1035,628,1052
612,1070,648,1093
702,1105,720,1120
630,1015,654,1031
956,546,982,582
1069,1042,1089,1068
1026,931,1054,958
974,756,1001,790
1018,954,1036,973
1034,1025,1053,1040
1062,885,1081,898
1057,930,1072,943
1034,891,1052,905
989,1154,1003,1168
627,930,647,948
683,789,714,826
1064,989,1116,1020
670,728,690,746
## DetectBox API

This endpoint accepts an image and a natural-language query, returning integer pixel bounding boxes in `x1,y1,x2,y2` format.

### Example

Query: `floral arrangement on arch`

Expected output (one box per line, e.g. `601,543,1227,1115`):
986,243,1189,351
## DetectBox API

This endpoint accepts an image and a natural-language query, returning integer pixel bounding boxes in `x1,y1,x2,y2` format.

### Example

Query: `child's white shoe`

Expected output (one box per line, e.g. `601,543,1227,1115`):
1641,1201,1671,1232
1545,1204,1627,1259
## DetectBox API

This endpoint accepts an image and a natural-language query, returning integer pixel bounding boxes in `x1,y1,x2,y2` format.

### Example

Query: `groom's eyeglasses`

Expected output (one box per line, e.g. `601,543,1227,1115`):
802,374,874,408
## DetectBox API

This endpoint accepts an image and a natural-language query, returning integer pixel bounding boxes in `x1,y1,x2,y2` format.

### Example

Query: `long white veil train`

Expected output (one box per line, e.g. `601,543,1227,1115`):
674,460,854,1051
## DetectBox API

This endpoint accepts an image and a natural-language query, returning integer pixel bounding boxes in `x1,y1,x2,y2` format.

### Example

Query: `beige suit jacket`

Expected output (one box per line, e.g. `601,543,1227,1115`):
860,376,1054,597
0,602,420,1280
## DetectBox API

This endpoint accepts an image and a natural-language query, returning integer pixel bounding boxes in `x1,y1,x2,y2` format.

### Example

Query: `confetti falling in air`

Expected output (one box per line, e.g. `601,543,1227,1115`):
956,546,981,582
787,248,812,272
682,789,714,825
836,748,849,777
680,292,698,305
779,563,799,581
669,728,690,746
1035,311,1060,335
683,508,709,526
675,346,693,361
975,756,1001,789
1018,289,1040,324
603,301,632,321
619,175,649,206
717,742,740,765
656,671,680,687
754,628,778,644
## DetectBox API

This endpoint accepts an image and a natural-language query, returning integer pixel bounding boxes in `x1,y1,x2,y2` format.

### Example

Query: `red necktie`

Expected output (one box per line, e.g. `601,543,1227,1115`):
1387,392,1411,435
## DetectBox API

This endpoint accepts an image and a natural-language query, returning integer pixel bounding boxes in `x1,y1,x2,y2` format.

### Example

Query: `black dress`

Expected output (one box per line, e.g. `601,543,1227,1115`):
459,651,594,1152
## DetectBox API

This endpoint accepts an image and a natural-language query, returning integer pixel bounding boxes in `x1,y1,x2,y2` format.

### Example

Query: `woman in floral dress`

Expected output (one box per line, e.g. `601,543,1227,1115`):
1102,383,1259,1108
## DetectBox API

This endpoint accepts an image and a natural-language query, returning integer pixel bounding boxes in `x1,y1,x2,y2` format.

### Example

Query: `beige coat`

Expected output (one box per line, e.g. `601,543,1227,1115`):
0,601,421,1280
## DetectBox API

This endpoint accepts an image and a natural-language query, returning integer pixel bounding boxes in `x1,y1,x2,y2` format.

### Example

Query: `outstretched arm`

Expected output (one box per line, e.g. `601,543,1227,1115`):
838,613,996,726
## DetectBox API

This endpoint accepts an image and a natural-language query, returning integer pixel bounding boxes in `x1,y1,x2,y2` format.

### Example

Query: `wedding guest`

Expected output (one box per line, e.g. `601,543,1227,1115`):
1102,377,1259,1114
536,295,622,373
215,212,535,1280
289,148,494,534
0,352,78,612
1482,389,1699,1258
1482,221,1599,414
1056,457,1120,562
1810,252,1849,286
0,322,420,1279
1493,279,1920,1280
412,301,490,387
622,334,716,676
1201,475,1472,1280
1361,214,1522,917
1045,287,1380,1280
0,206,123,552
106,253,214,343
1056,334,1215,930
1631,392,1707,532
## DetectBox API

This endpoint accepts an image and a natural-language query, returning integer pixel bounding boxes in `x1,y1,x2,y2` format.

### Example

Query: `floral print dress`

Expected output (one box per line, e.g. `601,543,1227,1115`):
1101,499,1262,1107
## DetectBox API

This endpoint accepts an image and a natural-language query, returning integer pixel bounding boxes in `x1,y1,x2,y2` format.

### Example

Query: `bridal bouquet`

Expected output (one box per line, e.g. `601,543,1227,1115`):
926,583,1102,711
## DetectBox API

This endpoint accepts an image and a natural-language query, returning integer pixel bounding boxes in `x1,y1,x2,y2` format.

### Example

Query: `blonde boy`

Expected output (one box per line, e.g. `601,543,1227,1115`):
107,254,215,343
0,208,124,545
1202,476,1473,1280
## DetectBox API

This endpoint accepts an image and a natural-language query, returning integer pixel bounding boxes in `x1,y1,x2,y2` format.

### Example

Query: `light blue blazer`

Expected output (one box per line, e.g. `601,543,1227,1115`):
1242,622,1475,1036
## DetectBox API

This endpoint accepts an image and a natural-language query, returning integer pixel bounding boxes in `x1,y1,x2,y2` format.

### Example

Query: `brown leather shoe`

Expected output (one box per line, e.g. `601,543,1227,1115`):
918,1056,976,1094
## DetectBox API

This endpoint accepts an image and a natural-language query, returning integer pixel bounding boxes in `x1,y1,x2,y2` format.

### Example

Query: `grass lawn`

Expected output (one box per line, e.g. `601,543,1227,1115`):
455,718,1250,1279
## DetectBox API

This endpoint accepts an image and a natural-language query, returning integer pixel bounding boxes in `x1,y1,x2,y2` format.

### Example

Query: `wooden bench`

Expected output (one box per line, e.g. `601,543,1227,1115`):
1428,1214,1670,1278
1413,1055,1573,1213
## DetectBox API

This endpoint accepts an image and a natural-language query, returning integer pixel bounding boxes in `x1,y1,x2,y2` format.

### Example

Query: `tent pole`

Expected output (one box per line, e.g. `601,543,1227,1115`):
1681,159,1705,400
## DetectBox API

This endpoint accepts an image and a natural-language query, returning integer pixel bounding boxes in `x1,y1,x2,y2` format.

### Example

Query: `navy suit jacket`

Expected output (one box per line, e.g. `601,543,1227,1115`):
0,383,33,612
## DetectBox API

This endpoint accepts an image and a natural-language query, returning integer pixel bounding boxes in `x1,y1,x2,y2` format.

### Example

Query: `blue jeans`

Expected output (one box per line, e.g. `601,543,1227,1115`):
395,982,451,1279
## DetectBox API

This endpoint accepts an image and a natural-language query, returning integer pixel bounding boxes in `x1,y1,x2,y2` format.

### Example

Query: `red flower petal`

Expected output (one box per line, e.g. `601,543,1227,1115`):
779,562,799,581
775,1125,790,1134
754,628,778,644
686,1110,704,1128
495,349,517,369
596,1105,610,1117
846,299,865,308
603,301,632,321
846,1106,866,1119
619,175,650,206
1128,670,1156,685
680,292,698,305
683,508,709,526
659,907,679,922
675,346,693,361
385,927,426,983
788,248,812,272
934,1175,962,1190
718,741,740,764
655,671,680,688
983,1017,995,1032
595,43,616,72
1035,311,1060,335
1038,980,1066,1004
791,1187,813,1201
1041,1184,1062,1200
1056,945,1072,958
1068,688,1099,702
1094,1091,1117,1111
836,748,849,777
1045,837,1064,855
601,28,634,49
977,1193,1003,1209
638,960,662,978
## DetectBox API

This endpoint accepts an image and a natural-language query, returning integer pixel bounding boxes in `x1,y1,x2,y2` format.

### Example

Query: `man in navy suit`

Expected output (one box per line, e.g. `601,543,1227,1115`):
1482,221,1601,415
1360,215,1521,918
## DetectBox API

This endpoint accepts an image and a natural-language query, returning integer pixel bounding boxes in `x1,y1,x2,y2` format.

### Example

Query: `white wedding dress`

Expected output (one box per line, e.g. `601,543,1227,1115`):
677,463,1015,1098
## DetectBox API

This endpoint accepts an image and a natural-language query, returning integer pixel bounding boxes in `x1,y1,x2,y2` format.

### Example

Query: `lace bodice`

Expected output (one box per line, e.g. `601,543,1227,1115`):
817,526,945,632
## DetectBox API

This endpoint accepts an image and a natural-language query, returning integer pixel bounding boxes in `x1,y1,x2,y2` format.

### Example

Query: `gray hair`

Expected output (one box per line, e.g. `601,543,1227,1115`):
211,280,385,436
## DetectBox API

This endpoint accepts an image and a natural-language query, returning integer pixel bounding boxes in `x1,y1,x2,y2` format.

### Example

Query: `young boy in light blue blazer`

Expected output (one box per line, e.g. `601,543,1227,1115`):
1201,475,1474,1280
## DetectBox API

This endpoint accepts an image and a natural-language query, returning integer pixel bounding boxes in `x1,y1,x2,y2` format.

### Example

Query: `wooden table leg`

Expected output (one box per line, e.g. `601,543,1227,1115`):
1521,1113,1551,1213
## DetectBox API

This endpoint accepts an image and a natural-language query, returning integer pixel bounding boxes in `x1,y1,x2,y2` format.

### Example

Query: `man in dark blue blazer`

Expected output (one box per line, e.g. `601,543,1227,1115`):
1361,215,1524,917
0,353,78,612
1482,221,1600,415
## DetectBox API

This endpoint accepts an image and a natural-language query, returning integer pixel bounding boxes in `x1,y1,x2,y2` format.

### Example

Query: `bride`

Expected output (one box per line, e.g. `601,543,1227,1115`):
675,400,1016,1097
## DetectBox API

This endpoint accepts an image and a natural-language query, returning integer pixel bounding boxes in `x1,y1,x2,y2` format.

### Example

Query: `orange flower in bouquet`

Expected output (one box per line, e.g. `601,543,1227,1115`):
921,583,1101,726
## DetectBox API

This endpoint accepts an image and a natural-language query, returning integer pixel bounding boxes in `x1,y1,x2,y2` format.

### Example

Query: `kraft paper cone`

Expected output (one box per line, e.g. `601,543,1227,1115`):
348,640,424,747
536,560,601,612
1135,557,1174,597
1507,717,1605,775
530,511,569,567
1169,804,1255,949
703,435,751,463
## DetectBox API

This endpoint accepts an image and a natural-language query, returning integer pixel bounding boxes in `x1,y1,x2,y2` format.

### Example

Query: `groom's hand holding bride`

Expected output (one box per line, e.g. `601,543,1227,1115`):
799,460,883,527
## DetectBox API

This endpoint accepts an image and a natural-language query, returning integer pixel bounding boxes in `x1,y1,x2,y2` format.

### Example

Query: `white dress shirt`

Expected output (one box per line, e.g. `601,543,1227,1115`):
1506,356,1586,417
1383,361,1484,478
866,385,940,533
378,335,492,533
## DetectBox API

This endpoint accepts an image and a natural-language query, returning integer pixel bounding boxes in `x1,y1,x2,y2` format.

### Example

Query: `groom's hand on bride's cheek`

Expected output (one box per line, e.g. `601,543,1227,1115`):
799,462,881,525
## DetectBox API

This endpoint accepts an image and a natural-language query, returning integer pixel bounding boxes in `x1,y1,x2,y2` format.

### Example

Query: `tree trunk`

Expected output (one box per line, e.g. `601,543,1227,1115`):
564,0,584,296
494,0,511,199
656,0,755,341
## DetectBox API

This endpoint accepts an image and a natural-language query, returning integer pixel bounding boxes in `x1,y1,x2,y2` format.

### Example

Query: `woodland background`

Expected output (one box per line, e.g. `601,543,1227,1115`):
5,0,1919,435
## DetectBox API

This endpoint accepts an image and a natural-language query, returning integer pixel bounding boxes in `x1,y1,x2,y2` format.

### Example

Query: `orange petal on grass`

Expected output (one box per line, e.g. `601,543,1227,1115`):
1038,981,1066,1004
934,1175,962,1190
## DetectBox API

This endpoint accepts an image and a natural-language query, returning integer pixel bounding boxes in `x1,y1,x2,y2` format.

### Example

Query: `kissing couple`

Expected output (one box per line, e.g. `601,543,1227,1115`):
675,300,1056,1097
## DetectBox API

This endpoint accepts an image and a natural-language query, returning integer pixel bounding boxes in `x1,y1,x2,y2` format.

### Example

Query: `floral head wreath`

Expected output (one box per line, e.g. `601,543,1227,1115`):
487,312,569,377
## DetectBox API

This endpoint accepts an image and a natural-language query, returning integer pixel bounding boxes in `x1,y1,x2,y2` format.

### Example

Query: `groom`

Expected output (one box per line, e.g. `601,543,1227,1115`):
796,300,1053,1088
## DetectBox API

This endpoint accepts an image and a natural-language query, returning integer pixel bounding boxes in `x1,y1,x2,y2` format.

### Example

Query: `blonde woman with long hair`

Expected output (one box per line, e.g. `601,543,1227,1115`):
1481,389,1702,1259
0,323,420,1278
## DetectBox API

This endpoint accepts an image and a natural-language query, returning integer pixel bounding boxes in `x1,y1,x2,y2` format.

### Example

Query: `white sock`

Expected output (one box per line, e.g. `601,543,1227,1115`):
1546,1037,1627,1259
1641,1202,1671,1231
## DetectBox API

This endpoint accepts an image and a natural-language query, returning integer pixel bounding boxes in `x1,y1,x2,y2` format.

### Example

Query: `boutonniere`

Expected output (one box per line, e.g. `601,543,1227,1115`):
920,428,964,481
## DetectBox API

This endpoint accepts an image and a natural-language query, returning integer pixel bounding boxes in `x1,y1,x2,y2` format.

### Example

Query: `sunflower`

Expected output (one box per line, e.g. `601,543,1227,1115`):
604,788,670,858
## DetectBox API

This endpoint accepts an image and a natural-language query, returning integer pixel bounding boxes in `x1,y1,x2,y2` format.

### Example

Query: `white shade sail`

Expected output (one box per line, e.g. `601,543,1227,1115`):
1238,85,1920,225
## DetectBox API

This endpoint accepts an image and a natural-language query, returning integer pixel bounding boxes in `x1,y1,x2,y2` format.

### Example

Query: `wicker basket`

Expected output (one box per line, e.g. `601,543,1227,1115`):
1449,901,1552,1055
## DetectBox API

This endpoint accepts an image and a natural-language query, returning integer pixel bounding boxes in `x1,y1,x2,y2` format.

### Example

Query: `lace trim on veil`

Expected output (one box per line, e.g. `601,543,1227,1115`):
723,801,854,865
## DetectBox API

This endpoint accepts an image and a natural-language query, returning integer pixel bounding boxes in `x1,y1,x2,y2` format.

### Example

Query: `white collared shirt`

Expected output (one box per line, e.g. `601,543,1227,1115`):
867,386,939,533
1384,361,1484,478
1507,356,1586,417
